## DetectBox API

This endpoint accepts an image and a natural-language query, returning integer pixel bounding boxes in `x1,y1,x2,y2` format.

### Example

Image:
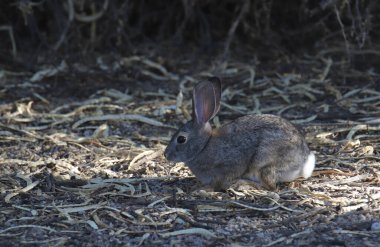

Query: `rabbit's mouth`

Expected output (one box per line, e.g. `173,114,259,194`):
164,148,191,163
163,148,176,161
164,152,181,162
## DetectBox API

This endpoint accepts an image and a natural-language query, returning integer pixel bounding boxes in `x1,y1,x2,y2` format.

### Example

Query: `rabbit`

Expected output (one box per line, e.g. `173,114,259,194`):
164,77,315,191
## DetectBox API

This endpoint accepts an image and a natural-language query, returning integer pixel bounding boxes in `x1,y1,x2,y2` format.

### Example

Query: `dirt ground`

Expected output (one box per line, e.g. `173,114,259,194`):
1,50,380,247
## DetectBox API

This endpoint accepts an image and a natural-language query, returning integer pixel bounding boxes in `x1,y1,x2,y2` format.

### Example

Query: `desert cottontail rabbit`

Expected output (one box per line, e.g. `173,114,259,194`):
164,77,315,191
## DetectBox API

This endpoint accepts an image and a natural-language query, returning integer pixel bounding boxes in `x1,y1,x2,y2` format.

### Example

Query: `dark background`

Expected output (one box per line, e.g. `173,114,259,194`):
1,0,379,77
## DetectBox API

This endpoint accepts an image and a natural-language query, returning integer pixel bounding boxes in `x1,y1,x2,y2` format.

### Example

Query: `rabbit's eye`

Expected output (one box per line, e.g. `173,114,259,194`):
177,135,187,144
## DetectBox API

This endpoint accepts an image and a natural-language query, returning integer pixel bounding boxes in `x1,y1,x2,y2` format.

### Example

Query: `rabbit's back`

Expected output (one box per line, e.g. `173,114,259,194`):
214,114,308,152
222,114,309,165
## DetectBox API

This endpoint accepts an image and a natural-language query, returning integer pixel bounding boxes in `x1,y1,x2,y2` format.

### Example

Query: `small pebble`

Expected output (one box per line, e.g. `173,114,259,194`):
358,214,366,221
371,222,380,231
300,221,308,227
175,217,186,225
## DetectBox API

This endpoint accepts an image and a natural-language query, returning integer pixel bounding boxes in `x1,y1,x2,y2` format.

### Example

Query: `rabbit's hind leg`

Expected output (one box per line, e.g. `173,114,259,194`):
258,166,278,191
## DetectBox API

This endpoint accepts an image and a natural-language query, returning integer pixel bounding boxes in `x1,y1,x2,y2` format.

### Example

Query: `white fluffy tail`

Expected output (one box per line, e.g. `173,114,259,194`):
301,152,315,178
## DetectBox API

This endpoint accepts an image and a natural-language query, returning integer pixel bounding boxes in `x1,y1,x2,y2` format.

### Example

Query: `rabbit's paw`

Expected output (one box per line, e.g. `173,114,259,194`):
230,179,264,191
190,183,215,193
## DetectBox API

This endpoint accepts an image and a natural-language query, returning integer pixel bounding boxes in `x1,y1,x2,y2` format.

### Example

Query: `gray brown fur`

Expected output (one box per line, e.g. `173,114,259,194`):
164,77,314,191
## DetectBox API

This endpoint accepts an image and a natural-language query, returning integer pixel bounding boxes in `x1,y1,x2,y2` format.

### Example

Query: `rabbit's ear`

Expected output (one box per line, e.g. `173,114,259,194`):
193,80,219,125
208,77,222,119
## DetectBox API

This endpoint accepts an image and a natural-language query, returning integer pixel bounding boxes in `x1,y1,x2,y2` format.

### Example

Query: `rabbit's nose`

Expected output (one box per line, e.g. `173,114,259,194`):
163,149,172,160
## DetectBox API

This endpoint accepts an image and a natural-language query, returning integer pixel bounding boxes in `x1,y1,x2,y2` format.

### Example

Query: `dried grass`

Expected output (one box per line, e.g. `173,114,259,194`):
1,50,380,246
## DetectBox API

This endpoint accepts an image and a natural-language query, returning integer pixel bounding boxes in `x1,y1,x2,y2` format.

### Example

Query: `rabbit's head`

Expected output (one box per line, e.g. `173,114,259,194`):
164,77,221,162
